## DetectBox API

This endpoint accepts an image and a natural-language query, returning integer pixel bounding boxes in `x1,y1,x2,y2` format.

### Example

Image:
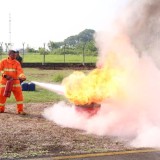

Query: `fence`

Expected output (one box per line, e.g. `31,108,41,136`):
0,53,97,64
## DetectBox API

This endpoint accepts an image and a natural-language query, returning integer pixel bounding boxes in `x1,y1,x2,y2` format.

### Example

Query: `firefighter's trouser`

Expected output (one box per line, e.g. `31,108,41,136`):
0,84,24,112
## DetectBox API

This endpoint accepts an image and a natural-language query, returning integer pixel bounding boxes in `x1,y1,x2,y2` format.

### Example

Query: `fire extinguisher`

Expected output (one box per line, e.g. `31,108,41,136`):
3,79,14,97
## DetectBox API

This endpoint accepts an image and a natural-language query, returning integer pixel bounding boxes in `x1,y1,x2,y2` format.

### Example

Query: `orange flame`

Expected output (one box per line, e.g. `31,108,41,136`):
62,52,126,106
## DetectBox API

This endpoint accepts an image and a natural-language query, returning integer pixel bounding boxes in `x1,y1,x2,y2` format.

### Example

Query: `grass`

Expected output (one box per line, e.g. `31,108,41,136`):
6,68,75,104
1,53,98,63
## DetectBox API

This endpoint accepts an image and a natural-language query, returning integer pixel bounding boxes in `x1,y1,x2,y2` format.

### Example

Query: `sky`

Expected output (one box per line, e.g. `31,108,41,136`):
0,0,128,49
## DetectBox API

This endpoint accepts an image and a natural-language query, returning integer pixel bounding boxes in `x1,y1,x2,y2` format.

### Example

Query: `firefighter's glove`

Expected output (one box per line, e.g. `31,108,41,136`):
4,75,12,80
19,74,26,81
19,77,26,81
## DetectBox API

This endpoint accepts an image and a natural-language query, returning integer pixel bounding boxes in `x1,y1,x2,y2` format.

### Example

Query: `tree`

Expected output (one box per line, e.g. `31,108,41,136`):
47,29,96,55
48,41,64,51
77,29,95,43
86,40,97,52
26,47,36,53
64,35,79,47
64,29,95,47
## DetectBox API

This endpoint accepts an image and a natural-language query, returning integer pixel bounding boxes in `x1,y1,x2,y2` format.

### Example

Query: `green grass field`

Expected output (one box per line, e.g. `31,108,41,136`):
1,53,97,63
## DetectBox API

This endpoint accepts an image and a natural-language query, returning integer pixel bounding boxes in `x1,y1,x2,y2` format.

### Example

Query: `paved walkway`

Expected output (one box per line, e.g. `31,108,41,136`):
25,149,160,160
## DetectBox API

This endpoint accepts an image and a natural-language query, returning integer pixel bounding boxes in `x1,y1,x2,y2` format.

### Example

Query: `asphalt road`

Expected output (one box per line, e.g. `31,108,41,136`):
23,149,160,160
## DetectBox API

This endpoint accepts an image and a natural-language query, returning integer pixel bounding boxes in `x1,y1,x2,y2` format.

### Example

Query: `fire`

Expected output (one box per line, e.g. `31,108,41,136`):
62,52,126,106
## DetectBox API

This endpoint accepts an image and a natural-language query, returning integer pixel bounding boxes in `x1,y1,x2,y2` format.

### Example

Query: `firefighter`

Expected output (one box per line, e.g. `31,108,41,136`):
0,50,26,115
15,50,23,66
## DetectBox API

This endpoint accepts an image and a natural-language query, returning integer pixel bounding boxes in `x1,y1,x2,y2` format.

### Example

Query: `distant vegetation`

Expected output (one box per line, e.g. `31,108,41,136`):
0,29,97,57
36,29,97,56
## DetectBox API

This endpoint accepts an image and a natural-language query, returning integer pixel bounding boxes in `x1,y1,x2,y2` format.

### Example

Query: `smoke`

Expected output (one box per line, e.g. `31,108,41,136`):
42,0,160,148
96,0,160,68
123,0,160,67
43,50,160,148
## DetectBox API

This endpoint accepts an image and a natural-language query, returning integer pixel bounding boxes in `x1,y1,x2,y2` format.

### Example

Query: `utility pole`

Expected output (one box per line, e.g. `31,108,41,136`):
63,43,66,63
42,43,46,65
9,13,12,49
5,43,8,53
82,42,86,65
22,42,25,59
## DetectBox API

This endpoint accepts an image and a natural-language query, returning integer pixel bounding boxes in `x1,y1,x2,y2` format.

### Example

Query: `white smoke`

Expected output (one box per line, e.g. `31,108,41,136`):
43,52,160,148
42,0,160,149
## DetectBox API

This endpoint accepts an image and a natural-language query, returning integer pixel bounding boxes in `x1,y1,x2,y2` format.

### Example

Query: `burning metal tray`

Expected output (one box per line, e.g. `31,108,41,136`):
75,103,101,116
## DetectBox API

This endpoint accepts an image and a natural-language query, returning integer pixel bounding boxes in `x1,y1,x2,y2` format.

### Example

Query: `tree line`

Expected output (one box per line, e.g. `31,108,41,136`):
0,29,98,56
28,29,98,56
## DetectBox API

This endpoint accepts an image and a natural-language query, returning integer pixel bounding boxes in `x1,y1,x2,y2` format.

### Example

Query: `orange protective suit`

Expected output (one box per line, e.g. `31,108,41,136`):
0,57,26,113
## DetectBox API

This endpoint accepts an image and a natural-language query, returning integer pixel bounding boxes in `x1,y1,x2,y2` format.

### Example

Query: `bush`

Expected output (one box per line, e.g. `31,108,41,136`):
53,74,65,82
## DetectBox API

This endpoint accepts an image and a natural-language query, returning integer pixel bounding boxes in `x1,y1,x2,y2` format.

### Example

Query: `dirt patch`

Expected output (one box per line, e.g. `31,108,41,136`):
0,102,136,159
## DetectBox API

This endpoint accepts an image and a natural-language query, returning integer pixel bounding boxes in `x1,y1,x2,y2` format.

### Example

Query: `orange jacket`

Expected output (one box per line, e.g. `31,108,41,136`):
0,57,26,85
